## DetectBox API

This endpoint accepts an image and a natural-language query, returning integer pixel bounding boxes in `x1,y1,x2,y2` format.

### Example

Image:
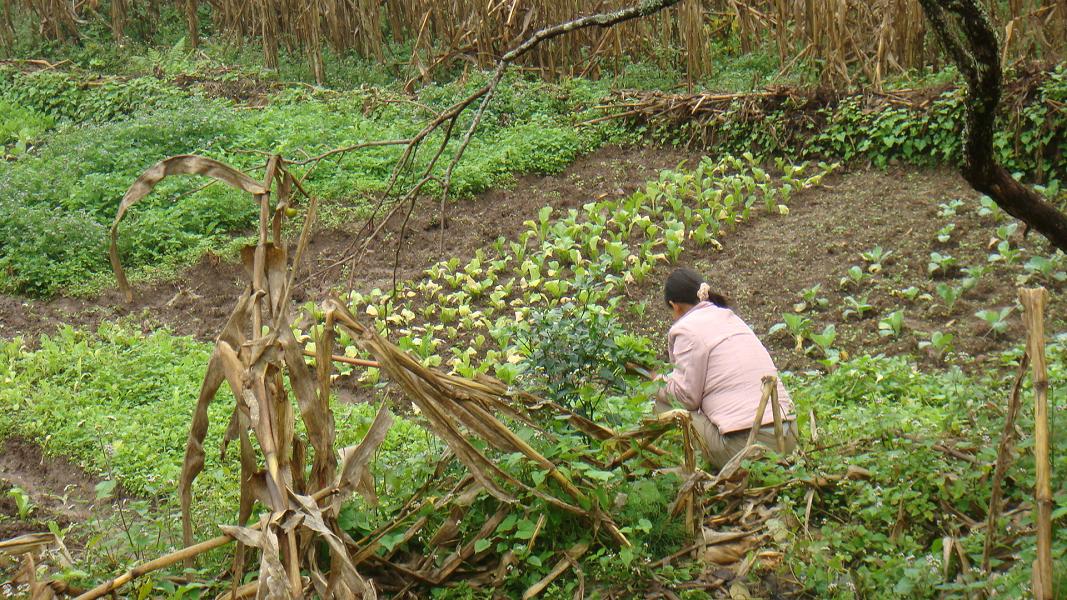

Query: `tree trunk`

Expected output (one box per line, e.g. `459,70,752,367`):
186,0,200,49
918,0,1067,253
110,0,125,41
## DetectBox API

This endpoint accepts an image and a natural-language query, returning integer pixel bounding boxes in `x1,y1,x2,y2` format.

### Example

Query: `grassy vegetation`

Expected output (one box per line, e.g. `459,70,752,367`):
1,153,1064,596
0,64,635,297
2,17,1067,597
4,54,1064,299
1,321,1063,596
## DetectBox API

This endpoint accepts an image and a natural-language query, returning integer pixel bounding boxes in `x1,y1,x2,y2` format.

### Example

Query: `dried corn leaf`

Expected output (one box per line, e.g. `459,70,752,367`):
430,507,510,582
521,542,588,600
110,155,268,301
702,540,751,565
287,492,373,599
0,533,59,557
180,336,251,548
279,322,336,492
221,520,291,600
335,402,393,503
178,285,254,544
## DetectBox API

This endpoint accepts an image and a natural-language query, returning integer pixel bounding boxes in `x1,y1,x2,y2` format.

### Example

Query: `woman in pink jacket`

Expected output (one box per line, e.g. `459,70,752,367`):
654,267,797,468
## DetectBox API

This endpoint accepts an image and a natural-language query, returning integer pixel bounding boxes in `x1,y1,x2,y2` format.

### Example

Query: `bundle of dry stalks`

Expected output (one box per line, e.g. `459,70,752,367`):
8,1,1062,85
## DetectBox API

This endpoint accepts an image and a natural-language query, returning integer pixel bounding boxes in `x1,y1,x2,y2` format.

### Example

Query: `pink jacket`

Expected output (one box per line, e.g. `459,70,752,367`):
664,302,794,434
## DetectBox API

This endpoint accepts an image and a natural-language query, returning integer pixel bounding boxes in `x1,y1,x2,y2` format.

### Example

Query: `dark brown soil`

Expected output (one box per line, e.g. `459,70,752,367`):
0,145,702,345
338,145,703,295
0,438,101,540
2,148,1058,370
623,166,1066,371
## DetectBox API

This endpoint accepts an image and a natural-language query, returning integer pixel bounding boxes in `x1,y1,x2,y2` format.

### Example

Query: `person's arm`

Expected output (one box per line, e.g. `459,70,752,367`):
658,333,707,411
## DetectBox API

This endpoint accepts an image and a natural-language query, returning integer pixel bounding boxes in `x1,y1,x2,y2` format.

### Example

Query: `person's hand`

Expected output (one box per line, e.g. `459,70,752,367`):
654,383,668,404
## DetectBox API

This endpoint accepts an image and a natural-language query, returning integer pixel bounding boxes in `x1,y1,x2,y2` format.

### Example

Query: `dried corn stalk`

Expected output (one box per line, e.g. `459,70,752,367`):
104,153,385,600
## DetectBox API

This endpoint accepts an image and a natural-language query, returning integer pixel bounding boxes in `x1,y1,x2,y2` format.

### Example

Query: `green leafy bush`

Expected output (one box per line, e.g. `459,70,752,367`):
653,64,1067,187
513,303,654,418
0,203,106,296
0,68,192,124
0,98,54,151
0,100,250,294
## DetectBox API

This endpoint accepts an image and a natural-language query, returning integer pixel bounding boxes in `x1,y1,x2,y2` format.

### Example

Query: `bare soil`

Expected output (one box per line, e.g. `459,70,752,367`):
623,166,1066,371
0,438,101,540
2,149,1057,369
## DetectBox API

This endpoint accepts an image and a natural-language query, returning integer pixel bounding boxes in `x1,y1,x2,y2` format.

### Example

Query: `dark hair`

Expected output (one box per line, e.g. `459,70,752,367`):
664,267,729,308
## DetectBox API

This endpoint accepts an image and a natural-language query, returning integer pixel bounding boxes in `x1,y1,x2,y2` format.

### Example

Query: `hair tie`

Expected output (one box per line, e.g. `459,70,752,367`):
697,282,711,302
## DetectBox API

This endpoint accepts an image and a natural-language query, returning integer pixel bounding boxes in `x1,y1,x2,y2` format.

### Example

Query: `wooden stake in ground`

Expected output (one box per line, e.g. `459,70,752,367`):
1019,287,1053,599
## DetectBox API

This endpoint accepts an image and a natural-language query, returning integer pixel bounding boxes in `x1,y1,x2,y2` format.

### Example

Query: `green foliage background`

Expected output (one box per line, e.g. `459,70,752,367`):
2,61,1065,297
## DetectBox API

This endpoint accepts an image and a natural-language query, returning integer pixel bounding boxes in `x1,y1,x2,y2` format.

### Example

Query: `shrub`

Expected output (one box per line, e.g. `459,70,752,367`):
513,303,654,417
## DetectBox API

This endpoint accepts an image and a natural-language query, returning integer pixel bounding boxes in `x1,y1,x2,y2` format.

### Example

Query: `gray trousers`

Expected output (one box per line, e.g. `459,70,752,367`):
654,398,797,469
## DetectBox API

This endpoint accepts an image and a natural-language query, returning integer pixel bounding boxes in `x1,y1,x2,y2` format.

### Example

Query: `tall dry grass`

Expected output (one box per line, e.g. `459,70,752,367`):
6,1,1066,86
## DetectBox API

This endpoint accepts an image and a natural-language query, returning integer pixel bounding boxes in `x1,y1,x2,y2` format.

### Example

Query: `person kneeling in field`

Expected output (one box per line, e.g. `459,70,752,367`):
653,267,797,469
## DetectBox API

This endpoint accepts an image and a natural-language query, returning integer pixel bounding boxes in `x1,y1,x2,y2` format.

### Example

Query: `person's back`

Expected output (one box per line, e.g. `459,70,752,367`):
655,267,797,469
669,303,793,434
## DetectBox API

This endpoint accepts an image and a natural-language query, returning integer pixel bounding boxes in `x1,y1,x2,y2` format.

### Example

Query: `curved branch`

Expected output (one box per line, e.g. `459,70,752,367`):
919,0,1067,252
501,0,683,64
316,0,684,292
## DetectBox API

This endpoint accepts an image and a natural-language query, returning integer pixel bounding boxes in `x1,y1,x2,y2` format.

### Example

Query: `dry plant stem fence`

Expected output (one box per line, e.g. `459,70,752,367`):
7,1,1064,86
1019,287,1054,599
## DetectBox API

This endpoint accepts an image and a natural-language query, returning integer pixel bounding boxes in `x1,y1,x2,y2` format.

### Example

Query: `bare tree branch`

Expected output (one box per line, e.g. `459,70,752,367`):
291,0,684,293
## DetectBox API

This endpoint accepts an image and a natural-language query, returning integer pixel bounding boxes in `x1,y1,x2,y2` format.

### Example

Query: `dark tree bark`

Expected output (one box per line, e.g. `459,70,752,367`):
918,0,1067,253
185,0,199,49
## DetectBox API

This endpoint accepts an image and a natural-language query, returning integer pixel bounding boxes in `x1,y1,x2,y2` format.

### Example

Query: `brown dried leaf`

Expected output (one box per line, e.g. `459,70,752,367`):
702,540,750,565
0,533,58,557
336,403,393,501
279,322,336,492
221,520,291,600
110,155,267,302
287,492,373,599
178,350,227,549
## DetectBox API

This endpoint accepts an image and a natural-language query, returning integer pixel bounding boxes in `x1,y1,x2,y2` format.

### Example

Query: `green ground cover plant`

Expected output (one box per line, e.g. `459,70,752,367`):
3,59,1064,298
0,98,54,155
1,320,1063,597
648,63,1067,190
0,67,627,296
779,344,1067,598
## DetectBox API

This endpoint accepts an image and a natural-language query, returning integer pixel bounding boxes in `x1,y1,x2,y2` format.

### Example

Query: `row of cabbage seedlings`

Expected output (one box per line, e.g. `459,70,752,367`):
297,154,838,383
